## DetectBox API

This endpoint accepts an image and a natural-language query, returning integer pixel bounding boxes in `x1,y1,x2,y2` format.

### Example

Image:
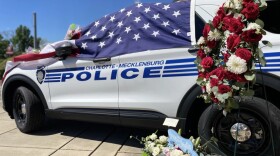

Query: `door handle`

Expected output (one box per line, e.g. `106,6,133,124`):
188,48,199,54
93,57,111,63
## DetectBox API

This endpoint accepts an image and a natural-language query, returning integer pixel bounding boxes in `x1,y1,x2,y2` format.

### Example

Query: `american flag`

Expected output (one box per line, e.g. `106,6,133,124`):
75,1,191,59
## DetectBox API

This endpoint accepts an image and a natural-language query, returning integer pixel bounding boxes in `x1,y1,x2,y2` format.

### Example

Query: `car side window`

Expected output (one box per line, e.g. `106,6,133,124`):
259,0,280,34
195,12,205,41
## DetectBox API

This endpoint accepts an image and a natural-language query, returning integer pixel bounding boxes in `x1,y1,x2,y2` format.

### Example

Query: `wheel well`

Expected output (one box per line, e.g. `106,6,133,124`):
2,75,48,118
178,72,280,137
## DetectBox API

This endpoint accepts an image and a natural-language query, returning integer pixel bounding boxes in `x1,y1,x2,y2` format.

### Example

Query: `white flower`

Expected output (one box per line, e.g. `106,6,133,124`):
224,0,242,10
170,149,184,156
260,0,267,8
206,82,212,94
232,85,240,90
216,93,230,103
244,23,262,34
197,36,205,45
204,46,211,53
152,147,161,156
159,135,168,144
147,142,156,153
208,29,222,41
149,133,157,141
226,55,247,74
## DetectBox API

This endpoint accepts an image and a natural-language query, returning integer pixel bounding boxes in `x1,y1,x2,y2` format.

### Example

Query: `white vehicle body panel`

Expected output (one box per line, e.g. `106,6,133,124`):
46,57,119,110
118,48,197,117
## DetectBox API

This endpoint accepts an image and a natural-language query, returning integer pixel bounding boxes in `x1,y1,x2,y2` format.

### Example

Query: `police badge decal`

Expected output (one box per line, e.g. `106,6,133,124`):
36,66,46,84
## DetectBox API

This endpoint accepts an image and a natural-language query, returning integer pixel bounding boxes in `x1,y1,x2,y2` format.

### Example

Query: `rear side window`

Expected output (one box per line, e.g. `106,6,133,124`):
259,0,280,34
195,12,205,41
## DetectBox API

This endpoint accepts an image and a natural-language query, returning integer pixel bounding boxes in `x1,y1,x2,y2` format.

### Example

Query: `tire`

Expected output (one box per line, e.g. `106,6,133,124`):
198,97,280,156
12,86,45,133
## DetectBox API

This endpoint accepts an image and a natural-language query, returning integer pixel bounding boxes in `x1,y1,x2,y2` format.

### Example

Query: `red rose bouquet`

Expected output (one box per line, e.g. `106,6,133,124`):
195,0,271,111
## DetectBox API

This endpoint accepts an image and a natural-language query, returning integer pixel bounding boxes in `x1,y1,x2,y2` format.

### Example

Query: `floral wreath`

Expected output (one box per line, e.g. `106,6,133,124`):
195,0,271,111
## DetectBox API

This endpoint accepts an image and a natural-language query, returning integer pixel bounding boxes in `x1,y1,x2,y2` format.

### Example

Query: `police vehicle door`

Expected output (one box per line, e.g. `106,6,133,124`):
46,57,119,111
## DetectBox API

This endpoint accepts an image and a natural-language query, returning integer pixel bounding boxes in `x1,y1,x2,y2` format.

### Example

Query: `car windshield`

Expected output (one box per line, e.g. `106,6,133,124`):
259,0,280,34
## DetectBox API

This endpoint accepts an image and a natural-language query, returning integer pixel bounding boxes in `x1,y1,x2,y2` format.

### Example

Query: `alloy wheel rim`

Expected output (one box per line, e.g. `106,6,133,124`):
212,108,270,155
15,93,27,125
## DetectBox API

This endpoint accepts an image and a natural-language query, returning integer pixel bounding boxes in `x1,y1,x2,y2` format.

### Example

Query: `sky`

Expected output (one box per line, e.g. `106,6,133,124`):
0,0,172,43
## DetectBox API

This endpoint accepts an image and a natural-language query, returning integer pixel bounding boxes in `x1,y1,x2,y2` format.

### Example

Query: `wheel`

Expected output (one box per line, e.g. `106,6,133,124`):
12,86,45,133
198,97,280,156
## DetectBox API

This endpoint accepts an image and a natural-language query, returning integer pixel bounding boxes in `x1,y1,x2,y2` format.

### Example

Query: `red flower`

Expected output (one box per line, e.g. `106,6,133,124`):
201,57,214,69
218,84,231,94
226,72,247,82
207,40,217,49
241,2,259,20
213,15,222,28
198,72,206,79
211,96,219,103
235,74,247,82
242,30,262,43
223,52,231,62
242,0,253,5
197,49,206,59
222,16,233,31
227,34,241,52
235,48,252,62
217,6,226,18
228,18,244,34
210,67,227,80
210,78,219,87
203,24,211,38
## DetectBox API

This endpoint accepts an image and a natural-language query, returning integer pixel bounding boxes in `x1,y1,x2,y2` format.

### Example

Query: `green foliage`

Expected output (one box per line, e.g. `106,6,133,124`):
11,25,41,52
0,34,10,58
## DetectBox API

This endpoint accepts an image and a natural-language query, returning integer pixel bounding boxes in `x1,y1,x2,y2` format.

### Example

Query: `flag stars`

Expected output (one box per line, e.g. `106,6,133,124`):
126,10,133,17
110,15,116,22
81,42,88,50
152,13,160,20
125,26,132,33
85,30,91,36
136,3,143,8
143,23,150,30
91,35,97,40
152,31,160,37
134,17,141,23
163,5,170,10
172,29,181,35
99,41,106,48
94,21,100,27
173,11,181,18
117,21,124,28
133,33,141,41
162,21,170,27
119,8,126,13
155,3,161,6
116,37,122,44
144,7,151,13
101,26,107,32
108,31,115,38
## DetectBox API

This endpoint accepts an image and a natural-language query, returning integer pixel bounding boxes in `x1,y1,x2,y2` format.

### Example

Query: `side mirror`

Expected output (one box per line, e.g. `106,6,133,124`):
55,42,73,60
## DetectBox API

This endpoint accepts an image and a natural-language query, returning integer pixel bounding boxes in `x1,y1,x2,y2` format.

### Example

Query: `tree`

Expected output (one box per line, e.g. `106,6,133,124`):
0,34,10,57
11,25,32,52
29,36,42,50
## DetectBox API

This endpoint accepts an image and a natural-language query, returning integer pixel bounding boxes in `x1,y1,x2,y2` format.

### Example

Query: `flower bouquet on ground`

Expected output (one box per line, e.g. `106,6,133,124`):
131,129,216,156
195,0,271,111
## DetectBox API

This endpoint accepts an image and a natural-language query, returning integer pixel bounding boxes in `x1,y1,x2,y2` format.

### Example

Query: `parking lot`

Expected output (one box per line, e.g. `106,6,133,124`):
0,89,152,156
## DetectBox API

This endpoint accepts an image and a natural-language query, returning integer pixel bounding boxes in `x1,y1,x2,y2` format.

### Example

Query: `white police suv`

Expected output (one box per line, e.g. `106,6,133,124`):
2,0,280,155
